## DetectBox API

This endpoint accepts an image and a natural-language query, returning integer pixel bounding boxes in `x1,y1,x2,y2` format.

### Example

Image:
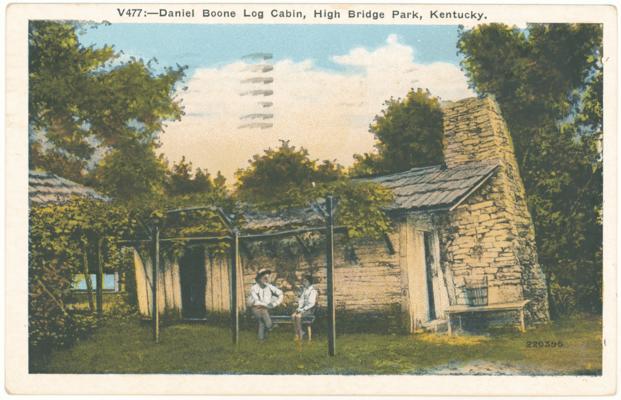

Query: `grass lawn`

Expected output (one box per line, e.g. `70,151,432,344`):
31,314,602,375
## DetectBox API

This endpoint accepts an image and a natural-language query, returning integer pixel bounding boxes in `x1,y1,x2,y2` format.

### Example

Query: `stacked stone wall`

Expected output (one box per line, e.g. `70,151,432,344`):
440,97,549,322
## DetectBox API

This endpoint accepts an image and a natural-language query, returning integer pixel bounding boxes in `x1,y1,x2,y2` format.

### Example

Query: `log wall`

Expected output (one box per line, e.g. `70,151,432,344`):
133,249,182,317
240,232,403,315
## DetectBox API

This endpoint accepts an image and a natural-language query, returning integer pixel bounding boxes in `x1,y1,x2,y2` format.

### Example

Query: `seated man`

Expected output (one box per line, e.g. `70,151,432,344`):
248,268,283,340
291,274,318,340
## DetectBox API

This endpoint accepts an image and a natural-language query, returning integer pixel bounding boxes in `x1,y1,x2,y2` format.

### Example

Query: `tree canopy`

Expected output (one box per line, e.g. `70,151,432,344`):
350,88,444,177
235,140,344,208
235,140,393,239
27,23,194,354
458,23,603,314
166,156,227,198
29,21,187,202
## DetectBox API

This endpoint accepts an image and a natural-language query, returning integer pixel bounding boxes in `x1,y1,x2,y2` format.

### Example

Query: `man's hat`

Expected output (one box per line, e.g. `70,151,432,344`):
255,268,272,281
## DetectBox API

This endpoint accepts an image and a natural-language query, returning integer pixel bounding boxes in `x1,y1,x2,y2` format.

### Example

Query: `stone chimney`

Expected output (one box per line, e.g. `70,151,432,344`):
440,96,549,323
442,96,514,168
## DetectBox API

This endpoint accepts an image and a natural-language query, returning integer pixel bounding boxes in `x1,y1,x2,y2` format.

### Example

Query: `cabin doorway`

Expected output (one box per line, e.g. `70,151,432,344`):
405,227,450,331
424,232,437,321
179,246,206,319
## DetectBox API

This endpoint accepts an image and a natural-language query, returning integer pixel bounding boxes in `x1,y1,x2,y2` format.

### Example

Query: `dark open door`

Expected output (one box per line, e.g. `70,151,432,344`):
179,246,206,319
424,232,437,321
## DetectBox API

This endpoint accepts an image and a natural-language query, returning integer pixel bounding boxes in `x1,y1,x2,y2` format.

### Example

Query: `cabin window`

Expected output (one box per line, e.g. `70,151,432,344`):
71,273,120,292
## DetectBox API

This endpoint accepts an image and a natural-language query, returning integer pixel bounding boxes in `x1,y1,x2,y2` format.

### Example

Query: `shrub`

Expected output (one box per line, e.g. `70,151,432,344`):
29,198,132,357
549,278,577,316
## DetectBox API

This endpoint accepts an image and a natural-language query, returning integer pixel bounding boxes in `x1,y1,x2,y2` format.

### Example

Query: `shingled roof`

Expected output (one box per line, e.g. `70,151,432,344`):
242,161,499,231
28,160,497,228
367,161,499,212
29,170,108,204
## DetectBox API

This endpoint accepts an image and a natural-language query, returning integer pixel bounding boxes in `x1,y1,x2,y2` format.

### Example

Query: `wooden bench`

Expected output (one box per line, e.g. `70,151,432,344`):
446,300,531,335
271,314,316,341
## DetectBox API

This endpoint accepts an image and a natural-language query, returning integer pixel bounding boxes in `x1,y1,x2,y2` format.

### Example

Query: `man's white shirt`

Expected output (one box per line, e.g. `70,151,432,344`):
249,283,283,308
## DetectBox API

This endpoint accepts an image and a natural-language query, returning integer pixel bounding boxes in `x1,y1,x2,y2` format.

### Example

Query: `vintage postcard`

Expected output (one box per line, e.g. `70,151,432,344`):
4,1,618,395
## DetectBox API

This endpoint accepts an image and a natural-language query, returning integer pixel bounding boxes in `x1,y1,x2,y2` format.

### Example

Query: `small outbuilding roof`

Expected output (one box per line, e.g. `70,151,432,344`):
367,161,499,212
29,170,108,204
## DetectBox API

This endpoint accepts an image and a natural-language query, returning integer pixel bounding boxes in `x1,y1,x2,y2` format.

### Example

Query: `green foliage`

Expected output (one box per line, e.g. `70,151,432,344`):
29,198,132,355
29,21,187,203
235,140,344,207
29,21,115,171
165,156,227,198
161,208,234,259
125,182,236,261
458,23,603,315
94,140,169,206
549,279,577,316
167,156,212,195
350,88,444,177
235,140,393,239
328,181,394,239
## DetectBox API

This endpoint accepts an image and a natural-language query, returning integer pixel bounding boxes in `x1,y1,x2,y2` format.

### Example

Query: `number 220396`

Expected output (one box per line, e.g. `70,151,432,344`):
526,340,564,348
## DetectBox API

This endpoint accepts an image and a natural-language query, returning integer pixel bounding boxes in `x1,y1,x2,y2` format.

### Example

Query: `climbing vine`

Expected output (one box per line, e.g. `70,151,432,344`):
29,197,132,355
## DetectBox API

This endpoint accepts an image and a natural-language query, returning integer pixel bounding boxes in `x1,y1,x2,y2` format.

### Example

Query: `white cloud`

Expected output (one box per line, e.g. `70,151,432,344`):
159,35,474,180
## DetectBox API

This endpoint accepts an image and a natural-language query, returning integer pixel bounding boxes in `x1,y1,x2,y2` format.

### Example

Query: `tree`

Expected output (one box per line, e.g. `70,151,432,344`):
458,23,603,315
212,171,227,198
166,156,219,196
29,21,186,202
350,88,444,177
235,140,393,238
235,140,344,208
193,168,214,193
91,139,168,206
29,21,115,179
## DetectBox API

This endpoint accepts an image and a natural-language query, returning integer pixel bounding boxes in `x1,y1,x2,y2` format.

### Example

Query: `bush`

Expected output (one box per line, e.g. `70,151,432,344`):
29,198,132,357
29,291,99,354
549,279,577,316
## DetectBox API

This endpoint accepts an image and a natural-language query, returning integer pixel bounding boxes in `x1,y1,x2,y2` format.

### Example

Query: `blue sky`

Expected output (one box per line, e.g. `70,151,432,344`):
78,24,473,179
80,24,463,75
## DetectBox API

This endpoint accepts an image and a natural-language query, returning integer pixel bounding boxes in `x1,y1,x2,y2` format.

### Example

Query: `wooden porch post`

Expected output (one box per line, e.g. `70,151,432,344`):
151,221,160,343
231,229,240,345
326,195,336,356
81,246,95,312
96,237,104,317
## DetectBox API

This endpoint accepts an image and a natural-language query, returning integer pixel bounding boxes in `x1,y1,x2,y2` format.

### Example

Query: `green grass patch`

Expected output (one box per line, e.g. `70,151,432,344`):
31,314,602,375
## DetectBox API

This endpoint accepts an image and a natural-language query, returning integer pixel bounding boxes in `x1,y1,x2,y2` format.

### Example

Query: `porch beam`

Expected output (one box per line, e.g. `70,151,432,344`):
240,225,347,241
117,235,232,245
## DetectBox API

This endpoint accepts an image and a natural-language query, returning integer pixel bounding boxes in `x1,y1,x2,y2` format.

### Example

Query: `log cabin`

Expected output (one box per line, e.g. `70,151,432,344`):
132,96,550,333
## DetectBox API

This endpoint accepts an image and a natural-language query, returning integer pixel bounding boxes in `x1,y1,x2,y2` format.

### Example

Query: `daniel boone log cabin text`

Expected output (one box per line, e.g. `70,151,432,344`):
116,8,488,21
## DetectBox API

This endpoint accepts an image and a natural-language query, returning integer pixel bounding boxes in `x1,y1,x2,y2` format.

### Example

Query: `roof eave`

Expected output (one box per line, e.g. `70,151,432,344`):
386,205,452,216
447,164,499,211
385,164,499,215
